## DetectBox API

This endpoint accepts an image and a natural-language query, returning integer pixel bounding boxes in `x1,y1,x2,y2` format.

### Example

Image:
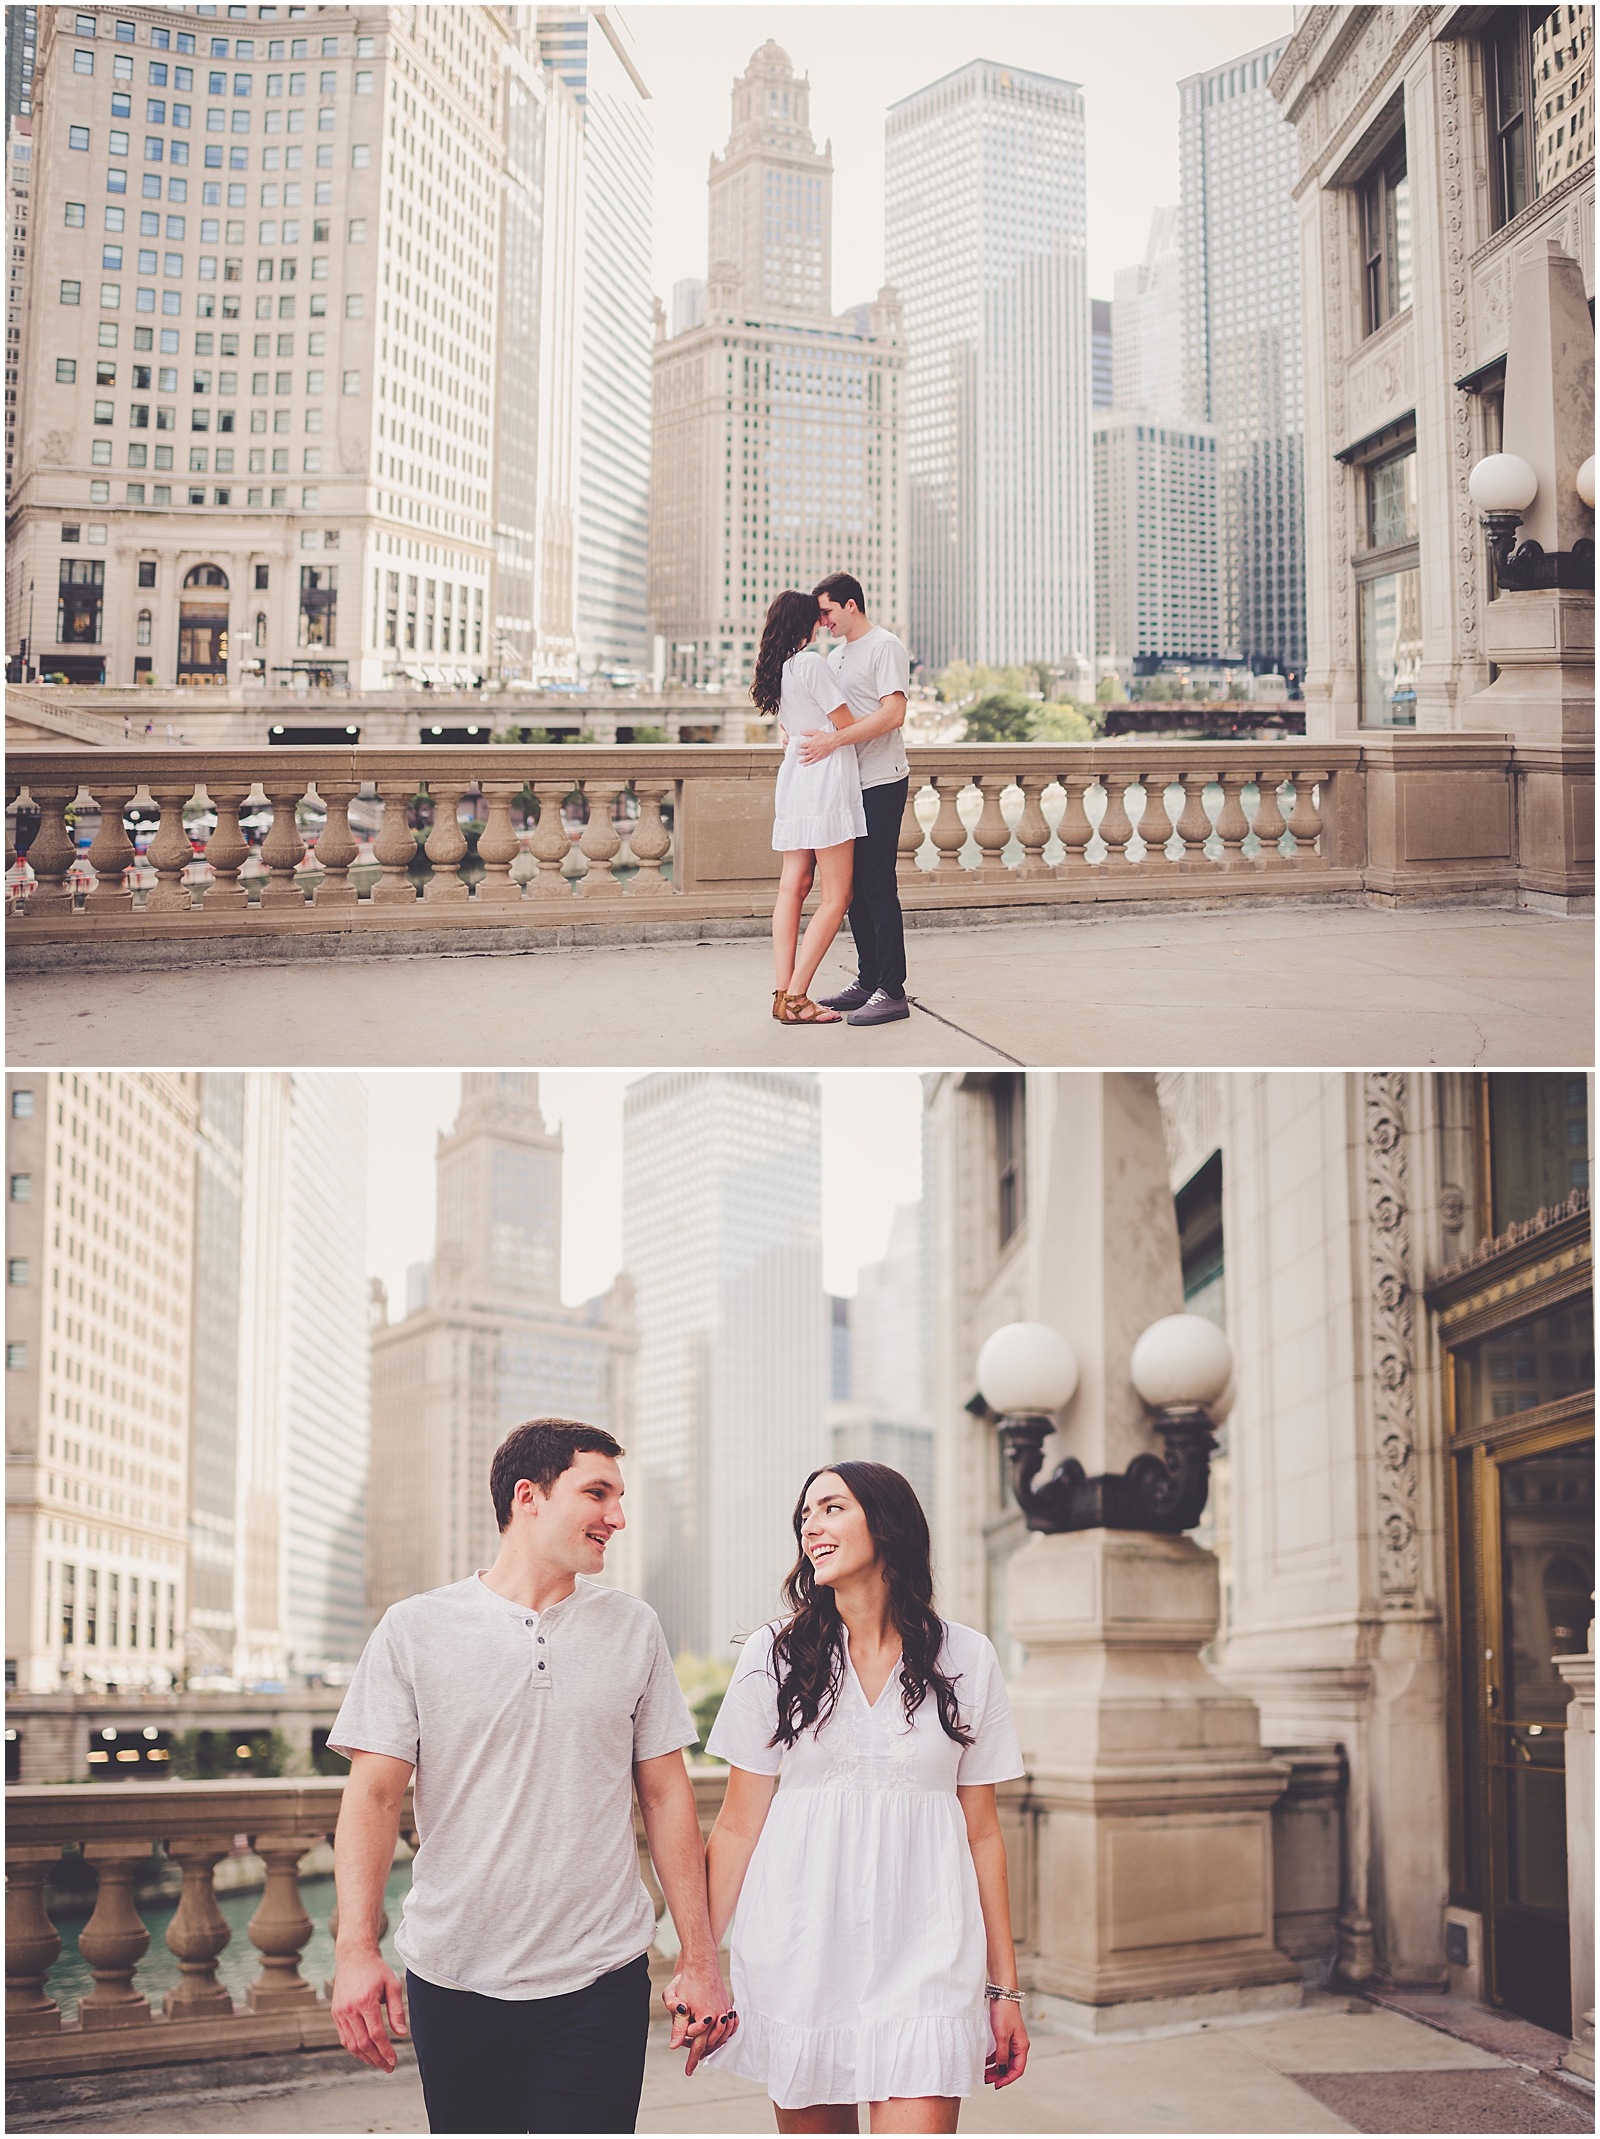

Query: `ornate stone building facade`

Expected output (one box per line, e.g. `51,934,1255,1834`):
927,1071,1593,2045
1271,5,1595,734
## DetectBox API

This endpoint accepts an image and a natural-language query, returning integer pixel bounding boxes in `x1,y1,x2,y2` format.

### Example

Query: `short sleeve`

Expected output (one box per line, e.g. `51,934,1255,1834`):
705,1624,785,1776
954,1635,1025,1786
870,632,910,701
631,1615,698,1762
327,1610,421,1767
799,651,844,723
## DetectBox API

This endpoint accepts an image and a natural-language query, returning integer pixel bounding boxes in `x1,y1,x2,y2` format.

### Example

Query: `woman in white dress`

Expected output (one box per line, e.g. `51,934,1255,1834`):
692,1461,1030,2133
753,591,868,1027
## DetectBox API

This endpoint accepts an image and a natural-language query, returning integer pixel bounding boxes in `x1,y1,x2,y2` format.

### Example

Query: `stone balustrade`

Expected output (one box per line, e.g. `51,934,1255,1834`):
5,1771,731,2086
5,737,1591,962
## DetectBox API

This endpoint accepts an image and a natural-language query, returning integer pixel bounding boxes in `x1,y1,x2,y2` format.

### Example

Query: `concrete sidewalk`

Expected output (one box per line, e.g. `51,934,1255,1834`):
5,903,1592,1069
14,1996,1592,2135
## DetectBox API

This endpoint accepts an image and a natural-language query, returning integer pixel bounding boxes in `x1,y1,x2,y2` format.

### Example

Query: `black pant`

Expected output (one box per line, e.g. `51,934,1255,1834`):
848,775,909,998
406,1953,651,2135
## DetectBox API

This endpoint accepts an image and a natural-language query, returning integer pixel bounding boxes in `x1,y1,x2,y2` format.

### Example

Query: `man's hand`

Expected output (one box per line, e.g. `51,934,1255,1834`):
798,728,838,765
662,1954,737,2077
332,1946,408,2073
985,2002,1030,2089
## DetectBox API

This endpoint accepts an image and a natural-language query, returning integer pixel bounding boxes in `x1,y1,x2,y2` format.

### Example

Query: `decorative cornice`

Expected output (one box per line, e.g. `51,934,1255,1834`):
1427,1188,1591,1291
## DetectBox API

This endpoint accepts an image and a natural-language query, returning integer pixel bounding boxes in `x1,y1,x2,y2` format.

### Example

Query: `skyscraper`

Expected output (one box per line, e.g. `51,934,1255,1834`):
368,1074,636,1616
827,1200,936,1521
1179,38,1305,678
234,1071,369,1680
537,8,654,678
886,59,1092,674
4,1071,198,1694
1112,205,1183,419
1093,412,1223,664
5,115,32,507
622,1072,827,1658
5,6,38,126
5,4,504,690
1090,297,1112,411
649,41,906,690
187,1071,246,1675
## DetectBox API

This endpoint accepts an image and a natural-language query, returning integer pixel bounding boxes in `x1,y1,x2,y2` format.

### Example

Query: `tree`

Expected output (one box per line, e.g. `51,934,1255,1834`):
1031,701,1099,742
935,661,1038,708
962,692,1036,742
1095,674,1127,704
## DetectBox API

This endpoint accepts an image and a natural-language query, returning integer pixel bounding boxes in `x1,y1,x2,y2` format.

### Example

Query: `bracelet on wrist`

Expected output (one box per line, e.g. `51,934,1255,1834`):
985,1983,1022,2002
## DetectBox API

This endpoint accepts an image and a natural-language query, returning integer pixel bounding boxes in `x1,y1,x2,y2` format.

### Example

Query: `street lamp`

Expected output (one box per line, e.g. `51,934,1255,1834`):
1469,451,1595,592
980,1313,1230,1535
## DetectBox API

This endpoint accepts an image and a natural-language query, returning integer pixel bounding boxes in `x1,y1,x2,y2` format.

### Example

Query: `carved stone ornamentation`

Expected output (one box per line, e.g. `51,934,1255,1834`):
1437,41,1480,654
1365,1073,1419,1606
1324,191,1351,669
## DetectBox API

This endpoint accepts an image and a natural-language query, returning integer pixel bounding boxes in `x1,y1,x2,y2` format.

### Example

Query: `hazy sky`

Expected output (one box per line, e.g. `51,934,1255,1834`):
625,4,1296,306
366,1069,926,1312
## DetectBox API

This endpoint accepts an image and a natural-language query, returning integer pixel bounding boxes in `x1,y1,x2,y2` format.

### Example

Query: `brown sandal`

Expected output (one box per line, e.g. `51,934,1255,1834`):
773,987,790,1021
779,993,842,1025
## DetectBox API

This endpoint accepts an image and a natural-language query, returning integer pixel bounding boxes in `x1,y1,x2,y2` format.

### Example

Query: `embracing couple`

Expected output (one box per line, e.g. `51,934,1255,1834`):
758,572,911,1029
329,1418,1029,2136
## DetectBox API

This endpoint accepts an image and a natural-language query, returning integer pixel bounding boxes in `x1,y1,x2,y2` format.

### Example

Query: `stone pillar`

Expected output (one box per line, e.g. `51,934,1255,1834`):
1007,1074,1300,2035
1557,1652,1594,2083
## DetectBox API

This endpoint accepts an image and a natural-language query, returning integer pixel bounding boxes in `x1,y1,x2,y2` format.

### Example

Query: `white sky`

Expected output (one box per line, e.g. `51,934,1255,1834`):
366,1070,925,1312
624,3,1296,306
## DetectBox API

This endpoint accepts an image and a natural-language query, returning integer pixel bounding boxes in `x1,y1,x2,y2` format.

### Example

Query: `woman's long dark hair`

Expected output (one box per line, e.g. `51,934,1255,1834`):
751,590,821,717
768,1461,973,1749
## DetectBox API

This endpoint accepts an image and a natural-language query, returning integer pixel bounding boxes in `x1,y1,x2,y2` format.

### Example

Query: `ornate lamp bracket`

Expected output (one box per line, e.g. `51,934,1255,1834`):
1482,512,1596,593
998,1406,1217,1535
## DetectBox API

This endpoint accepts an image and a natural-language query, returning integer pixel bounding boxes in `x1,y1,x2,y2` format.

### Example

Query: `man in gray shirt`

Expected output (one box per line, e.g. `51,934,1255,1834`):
798,571,913,1026
329,1417,734,2133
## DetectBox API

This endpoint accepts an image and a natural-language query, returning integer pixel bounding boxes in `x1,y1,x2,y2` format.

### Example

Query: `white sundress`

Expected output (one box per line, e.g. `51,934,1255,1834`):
772,648,868,853
702,1619,1024,2111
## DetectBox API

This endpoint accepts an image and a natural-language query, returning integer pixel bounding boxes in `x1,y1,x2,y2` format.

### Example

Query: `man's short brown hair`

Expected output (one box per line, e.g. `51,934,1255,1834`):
490,1418,624,1531
813,571,866,614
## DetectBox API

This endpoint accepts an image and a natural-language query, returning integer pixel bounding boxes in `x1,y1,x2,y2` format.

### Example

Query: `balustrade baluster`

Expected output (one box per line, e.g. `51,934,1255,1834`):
1213,772,1254,868
527,782,575,900
578,782,625,899
6,1846,64,2037
310,782,361,909
17,782,79,919
1173,772,1215,867
422,781,471,903
1145,772,1181,865
896,782,927,887
78,1843,153,2029
1055,771,1096,877
258,781,309,909
163,1838,235,2020
82,779,138,917
927,777,968,876
629,782,673,893
1097,777,1137,871
1253,774,1292,871
244,1833,319,2011
1012,775,1053,880
371,783,422,904
144,778,200,915
969,775,1011,881
198,781,252,910
475,782,526,903
1286,768,1329,865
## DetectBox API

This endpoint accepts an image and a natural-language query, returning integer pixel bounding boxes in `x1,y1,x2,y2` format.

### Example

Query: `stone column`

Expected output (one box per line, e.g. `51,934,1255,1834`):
83,778,138,918
310,782,361,909
244,1833,318,2010
1006,1075,1300,2035
163,1838,235,2019
628,782,673,894
1557,1652,1594,2083
5,1846,63,2036
144,778,199,914
77,1844,153,2028
969,774,1011,882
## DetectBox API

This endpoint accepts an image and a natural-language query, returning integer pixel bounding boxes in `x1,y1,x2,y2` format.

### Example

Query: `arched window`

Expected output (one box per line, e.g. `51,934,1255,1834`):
136,609,152,646
254,611,267,647
182,563,229,589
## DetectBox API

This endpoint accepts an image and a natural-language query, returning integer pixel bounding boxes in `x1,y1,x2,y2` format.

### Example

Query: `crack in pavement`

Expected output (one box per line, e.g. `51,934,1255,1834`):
907,995,1025,1067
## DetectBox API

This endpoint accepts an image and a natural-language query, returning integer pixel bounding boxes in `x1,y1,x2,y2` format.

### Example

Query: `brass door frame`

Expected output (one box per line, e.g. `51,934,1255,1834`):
1447,1404,1593,2011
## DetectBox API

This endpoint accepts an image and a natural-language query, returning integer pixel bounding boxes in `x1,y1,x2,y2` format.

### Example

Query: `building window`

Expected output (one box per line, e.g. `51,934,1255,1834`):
136,608,152,645
1489,8,1596,230
138,558,157,586
299,562,336,646
8,1174,29,1200
1481,1074,1590,1234
8,1259,29,1285
10,1092,33,1119
1360,130,1411,334
1177,1150,1225,1325
991,1075,1025,1248
57,559,105,644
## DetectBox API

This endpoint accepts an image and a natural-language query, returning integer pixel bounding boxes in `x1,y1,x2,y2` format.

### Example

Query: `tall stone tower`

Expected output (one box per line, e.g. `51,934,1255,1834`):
707,41,833,316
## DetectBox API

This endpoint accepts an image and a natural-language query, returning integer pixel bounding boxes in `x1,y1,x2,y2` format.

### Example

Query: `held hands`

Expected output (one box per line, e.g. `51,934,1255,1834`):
331,1946,408,2073
663,1958,738,2078
984,2000,1030,2090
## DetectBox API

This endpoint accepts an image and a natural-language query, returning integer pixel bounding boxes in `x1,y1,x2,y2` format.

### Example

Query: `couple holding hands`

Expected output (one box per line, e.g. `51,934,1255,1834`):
328,1419,1029,2136
759,573,913,1029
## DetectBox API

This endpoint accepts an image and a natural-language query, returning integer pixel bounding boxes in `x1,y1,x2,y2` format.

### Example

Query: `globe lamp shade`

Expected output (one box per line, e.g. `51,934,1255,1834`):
1206,1372,1237,1428
976,1321,1079,1417
1467,453,1538,515
1129,1314,1234,1411
1578,456,1596,510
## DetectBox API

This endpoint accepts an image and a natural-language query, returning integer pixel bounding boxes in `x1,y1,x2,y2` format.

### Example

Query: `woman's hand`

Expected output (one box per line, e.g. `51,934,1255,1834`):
986,2000,1029,2088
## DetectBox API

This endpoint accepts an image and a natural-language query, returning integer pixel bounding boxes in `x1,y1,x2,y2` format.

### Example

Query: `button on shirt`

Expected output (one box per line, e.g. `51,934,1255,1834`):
329,1573,695,2001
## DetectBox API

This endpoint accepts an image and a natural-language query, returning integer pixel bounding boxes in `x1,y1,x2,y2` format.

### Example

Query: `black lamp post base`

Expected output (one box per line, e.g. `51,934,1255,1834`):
999,1408,1217,1534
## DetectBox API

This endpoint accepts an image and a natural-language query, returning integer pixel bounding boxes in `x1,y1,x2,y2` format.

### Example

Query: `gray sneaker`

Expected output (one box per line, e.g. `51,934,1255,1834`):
846,989,911,1026
817,982,874,1012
